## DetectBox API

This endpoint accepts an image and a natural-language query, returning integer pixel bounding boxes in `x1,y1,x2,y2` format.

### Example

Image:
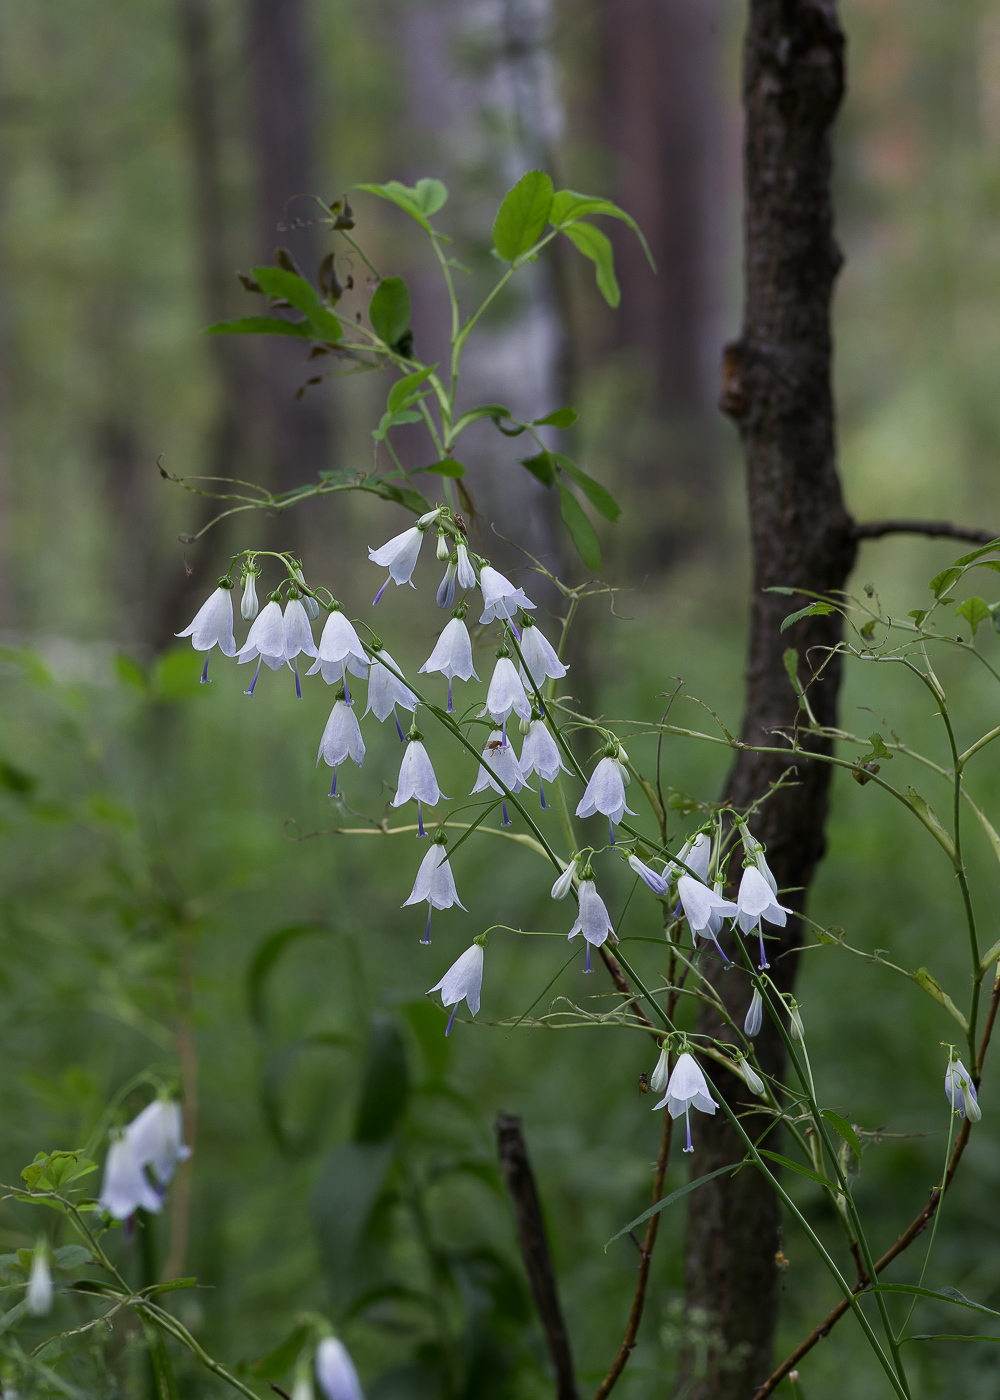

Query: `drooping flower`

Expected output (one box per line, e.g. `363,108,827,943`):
472,730,528,795
419,615,479,712
744,987,763,1038
392,736,448,836
314,1336,366,1400
671,832,712,882
317,700,366,794
237,599,288,695
283,597,319,696
26,1244,53,1317
550,860,576,900
650,1044,671,1094
126,1099,191,1187
364,650,418,734
736,866,793,969
240,570,260,621
436,558,458,610
945,1058,981,1122
575,754,636,837
676,874,737,958
652,1051,717,1152
628,854,670,896
456,542,477,591
567,879,615,971
519,719,567,808
99,1135,163,1219
428,941,485,1035
518,620,568,691
176,581,236,683
482,655,531,729
403,837,466,943
738,1059,766,1096
478,565,535,626
369,510,441,602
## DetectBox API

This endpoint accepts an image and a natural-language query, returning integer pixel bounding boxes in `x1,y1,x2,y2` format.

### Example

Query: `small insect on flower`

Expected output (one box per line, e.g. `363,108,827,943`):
638,1072,649,1095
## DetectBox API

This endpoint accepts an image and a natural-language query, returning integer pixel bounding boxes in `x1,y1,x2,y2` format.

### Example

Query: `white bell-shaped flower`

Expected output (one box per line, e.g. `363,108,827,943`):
575,755,636,832
945,1058,981,1122
472,730,530,794
237,600,288,688
240,571,260,621
428,942,485,1035
518,621,568,690
650,1044,671,1094
436,559,458,610
403,839,466,943
478,565,535,625
99,1136,163,1219
317,701,366,794
315,1336,365,1400
567,880,614,973
126,1098,191,1188
176,583,236,682
283,599,318,660
519,719,567,809
419,616,478,712
392,737,447,836
628,854,669,896
482,656,531,727
456,542,477,590
671,832,712,882
364,650,418,730
744,987,763,1038
317,609,369,671
653,1051,717,1153
26,1245,53,1317
677,875,737,958
369,511,440,600
736,866,793,968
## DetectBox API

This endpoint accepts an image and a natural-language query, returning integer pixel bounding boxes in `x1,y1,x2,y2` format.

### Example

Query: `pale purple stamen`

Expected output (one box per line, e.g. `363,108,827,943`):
502,801,511,827
294,658,302,699
395,712,406,742
672,901,682,919
609,818,616,846
421,909,432,945
510,622,520,642
501,719,508,747
373,579,389,606
684,1110,693,1154
343,673,352,706
584,943,592,973
758,927,769,970
200,655,211,684
417,802,426,838
447,679,454,713
329,768,338,798
244,658,261,696
445,1005,458,1036
539,777,547,810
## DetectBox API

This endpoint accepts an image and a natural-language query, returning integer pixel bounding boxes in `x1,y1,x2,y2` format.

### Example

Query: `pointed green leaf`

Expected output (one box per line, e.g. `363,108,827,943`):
912,967,968,1030
372,409,423,441
204,315,312,338
558,483,601,570
252,266,342,342
605,1162,743,1248
251,1324,311,1379
560,221,620,306
550,190,656,269
821,1110,862,1164
956,596,990,636
906,787,957,861
874,1284,1000,1318
493,171,554,263
369,275,411,348
552,452,620,521
758,1150,837,1189
453,404,514,435
420,459,465,478
929,566,962,598
521,450,557,489
953,541,1000,565
387,365,437,414
780,600,837,632
357,179,448,233
533,407,578,428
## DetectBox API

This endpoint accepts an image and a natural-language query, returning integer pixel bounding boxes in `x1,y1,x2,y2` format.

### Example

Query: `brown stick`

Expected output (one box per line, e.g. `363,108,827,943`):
496,1113,579,1400
752,969,1000,1398
853,519,998,545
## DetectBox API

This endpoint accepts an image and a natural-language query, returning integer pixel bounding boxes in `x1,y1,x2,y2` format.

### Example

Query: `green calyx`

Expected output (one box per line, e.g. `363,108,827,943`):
217,576,235,590
473,933,488,948
452,605,467,620
495,645,511,659
432,831,448,847
407,724,423,743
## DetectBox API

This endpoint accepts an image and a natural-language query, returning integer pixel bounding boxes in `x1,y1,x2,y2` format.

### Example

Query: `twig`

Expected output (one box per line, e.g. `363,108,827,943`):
496,1113,578,1400
753,969,1000,1398
853,519,998,545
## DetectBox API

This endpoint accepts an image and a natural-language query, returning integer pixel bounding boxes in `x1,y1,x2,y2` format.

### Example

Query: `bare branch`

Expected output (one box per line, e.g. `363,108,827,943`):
853,519,998,545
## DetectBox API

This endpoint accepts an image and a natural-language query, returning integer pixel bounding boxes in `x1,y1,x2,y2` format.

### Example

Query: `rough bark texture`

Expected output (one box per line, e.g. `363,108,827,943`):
681,4,855,1397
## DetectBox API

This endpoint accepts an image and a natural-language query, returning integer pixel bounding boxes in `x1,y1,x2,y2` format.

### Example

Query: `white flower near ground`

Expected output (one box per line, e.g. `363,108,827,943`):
26,1246,52,1317
653,1051,717,1153
478,565,535,624
576,756,636,826
315,1336,366,1400
428,943,485,1035
945,1058,981,1122
518,623,568,690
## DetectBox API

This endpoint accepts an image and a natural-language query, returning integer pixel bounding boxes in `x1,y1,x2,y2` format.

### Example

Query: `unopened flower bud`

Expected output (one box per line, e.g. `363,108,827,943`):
789,1005,805,1043
650,1044,670,1094
436,532,451,561
744,988,763,1038
551,862,576,900
738,1059,765,1096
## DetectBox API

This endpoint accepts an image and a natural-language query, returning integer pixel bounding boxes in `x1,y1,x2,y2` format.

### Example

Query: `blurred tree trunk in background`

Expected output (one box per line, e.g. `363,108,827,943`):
682,3,854,1397
602,0,724,572
247,0,330,557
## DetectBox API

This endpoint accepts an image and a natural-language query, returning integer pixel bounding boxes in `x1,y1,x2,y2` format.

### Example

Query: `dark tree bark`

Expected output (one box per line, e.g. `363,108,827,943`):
681,4,855,1397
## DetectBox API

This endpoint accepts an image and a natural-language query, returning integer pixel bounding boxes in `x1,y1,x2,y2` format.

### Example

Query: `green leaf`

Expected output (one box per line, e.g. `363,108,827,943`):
311,1139,396,1305
909,609,928,625
552,452,620,521
821,1110,862,1164
369,275,412,348
558,482,601,570
0,758,37,796
549,189,656,269
521,451,557,490
53,1245,93,1270
20,1151,97,1192
247,923,330,1031
115,653,147,690
354,1014,410,1142
370,480,431,513
560,221,620,306
929,566,963,598
605,1163,743,1248
144,1323,180,1400
373,408,423,441
956,596,991,636
421,458,465,478
356,179,448,233
204,315,313,339
905,1333,1000,1343
493,170,554,262
780,600,837,632
874,1284,1000,1318
783,648,800,686
251,1324,311,1379
912,966,969,1031
452,403,514,435
907,787,957,862
251,266,342,342
758,1150,837,1189
532,407,578,428
954,541,1000,565
387,365,436,414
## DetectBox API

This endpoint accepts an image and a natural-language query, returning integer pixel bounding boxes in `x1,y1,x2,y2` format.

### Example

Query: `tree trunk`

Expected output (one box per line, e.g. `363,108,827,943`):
681,4,854,1397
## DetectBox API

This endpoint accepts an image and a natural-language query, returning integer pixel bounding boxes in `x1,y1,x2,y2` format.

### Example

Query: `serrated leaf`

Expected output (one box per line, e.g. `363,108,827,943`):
521,451,557,490
369,276,411,348
552,452,620,521
780,601,837,632
758,1149,836,1189
204,315,312,339
605,1163,743,1248
956,596,991,636
821,1110,862,1164
356,179,448,233
560,221,620,306
558,483,601,570
252,267,342,342
912,966,968,1030
549,189,656,269
929,566,962,598
493,170,554,262
532,407,577,428
387,365,437,414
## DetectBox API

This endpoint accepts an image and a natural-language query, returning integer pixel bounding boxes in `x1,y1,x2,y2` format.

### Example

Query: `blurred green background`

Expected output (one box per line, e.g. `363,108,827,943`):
3,0,1000,1396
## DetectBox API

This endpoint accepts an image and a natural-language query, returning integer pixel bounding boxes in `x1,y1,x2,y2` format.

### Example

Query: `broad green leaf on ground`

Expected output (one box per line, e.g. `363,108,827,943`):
493,171,554,262
559,222,620,306
370,276,412,348
558,483,601,571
